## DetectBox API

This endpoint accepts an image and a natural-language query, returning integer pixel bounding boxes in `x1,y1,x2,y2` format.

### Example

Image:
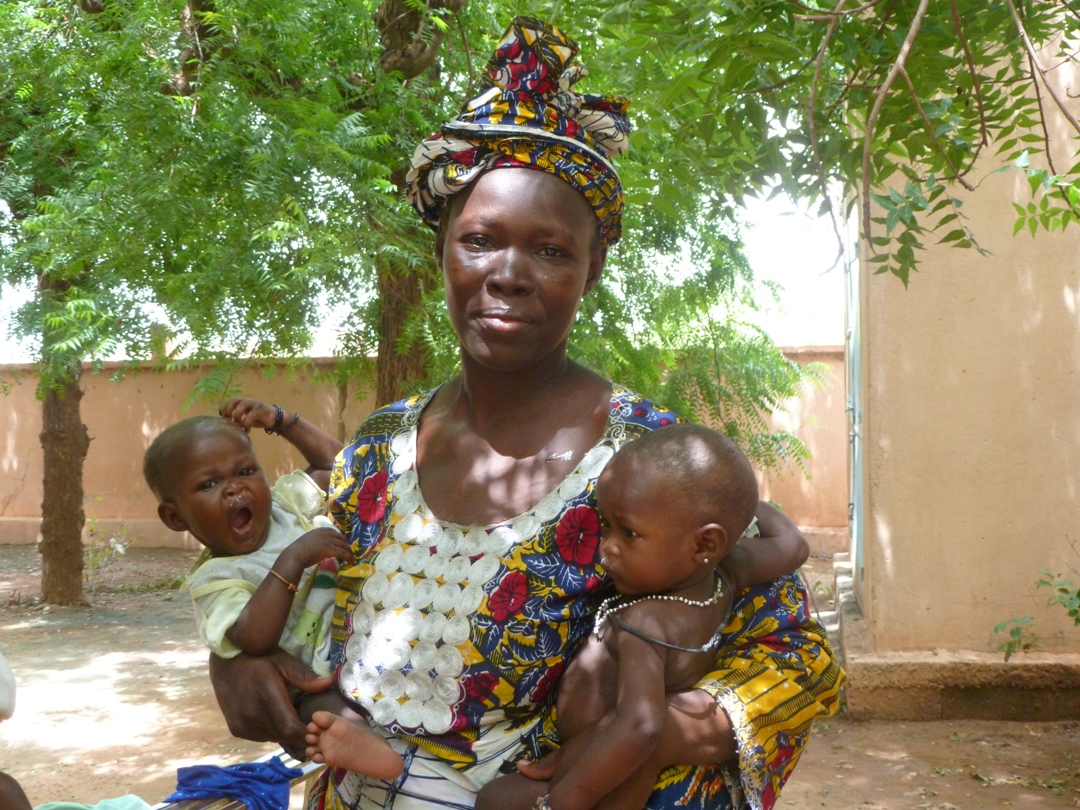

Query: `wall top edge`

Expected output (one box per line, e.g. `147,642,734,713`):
0,356,348,374
778,345,844,358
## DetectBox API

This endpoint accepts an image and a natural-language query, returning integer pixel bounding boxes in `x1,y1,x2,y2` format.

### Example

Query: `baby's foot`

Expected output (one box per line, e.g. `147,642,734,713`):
305,711,404,780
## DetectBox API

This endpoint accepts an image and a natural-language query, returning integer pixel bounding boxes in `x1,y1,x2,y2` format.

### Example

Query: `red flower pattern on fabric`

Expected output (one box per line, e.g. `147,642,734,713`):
488,570,528,622
531,661,564,703
555,505,601,566
356,469,389,523
463,671,500,700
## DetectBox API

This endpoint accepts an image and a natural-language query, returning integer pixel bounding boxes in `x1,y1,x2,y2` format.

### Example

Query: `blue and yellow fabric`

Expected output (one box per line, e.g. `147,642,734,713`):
406,16,631,245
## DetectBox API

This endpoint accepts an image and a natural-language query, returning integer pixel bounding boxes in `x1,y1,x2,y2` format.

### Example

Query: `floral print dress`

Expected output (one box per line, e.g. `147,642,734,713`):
307,384,844,810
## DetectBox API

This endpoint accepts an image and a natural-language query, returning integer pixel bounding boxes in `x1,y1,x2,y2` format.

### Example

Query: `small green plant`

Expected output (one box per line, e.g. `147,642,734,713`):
994,615,1039,661
84,500,130,583
994,552,1080,661
1036,570,1080,626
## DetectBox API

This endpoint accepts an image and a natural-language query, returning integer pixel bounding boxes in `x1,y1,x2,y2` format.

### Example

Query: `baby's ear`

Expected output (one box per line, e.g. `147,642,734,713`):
157,502,189,533
693,523,728,563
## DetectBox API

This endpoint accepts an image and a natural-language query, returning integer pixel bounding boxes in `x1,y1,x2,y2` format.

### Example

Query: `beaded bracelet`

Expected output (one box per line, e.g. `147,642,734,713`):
269,568,297,593
264,405,300,435
280,410,300,434
264,404,285,435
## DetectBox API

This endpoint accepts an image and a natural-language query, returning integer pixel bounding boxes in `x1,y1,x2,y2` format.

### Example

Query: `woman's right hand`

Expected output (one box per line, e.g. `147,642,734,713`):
209,650,334,758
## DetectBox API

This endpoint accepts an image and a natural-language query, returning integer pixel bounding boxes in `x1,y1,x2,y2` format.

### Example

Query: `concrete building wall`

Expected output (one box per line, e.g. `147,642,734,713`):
0,361,374,549
858,50,1080,654
0,351,849,550
758,347,849,547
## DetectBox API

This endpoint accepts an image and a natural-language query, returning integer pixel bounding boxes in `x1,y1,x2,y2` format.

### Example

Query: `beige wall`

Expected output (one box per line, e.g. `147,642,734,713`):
858,46,1080,653
0,351,849,549
0,361,374,549
758,347,849,530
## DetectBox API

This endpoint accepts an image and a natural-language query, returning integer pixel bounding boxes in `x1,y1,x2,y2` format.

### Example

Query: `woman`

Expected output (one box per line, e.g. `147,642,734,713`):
210,17,843,810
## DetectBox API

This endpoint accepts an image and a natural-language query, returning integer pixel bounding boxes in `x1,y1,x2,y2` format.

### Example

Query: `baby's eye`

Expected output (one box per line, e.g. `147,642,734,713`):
198,479,217,491
239,467,257,476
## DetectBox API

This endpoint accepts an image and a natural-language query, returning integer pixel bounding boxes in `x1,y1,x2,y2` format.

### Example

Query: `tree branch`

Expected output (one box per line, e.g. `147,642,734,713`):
1006,0,1080,137
1027,51,1058,176
899,66,974,190
861,0,931,244
807,0,847,269
948,0,987,148
789,0,887,17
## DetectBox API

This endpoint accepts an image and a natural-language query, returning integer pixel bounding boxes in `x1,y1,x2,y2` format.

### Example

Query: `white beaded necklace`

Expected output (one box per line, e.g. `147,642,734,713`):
592,574,725,640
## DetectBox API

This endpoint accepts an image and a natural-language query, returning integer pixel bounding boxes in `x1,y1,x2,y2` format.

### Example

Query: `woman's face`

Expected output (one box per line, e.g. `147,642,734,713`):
437,168,606,374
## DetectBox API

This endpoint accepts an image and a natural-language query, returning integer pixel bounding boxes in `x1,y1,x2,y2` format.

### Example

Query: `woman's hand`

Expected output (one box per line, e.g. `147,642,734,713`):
209,650,333,758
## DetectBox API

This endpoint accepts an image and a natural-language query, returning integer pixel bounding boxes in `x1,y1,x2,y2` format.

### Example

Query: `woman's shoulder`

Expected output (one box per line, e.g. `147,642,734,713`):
346,388,438,446
608,383,685,434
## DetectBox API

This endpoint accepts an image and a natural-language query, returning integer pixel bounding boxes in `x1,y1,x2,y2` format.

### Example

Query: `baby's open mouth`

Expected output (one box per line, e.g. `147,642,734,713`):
231,506,253,533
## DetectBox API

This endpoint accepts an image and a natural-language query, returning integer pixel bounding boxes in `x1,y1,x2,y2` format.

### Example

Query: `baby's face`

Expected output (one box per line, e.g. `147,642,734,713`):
595,456,701,597
158,427,273,557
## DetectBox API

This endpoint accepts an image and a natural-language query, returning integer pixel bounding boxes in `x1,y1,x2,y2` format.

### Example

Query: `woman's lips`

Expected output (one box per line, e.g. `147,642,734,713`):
475,310,530,332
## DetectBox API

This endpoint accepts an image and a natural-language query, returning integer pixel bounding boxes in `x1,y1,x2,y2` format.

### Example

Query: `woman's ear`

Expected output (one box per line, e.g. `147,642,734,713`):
584,244,607,295
693,523,728,564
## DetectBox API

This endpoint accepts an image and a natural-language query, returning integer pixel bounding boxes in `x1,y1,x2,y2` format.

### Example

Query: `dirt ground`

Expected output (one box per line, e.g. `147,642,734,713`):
2,545,1079,809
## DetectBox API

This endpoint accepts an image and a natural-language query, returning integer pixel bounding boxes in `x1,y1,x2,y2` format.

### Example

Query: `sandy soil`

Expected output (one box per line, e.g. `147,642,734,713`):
2,545,1079,809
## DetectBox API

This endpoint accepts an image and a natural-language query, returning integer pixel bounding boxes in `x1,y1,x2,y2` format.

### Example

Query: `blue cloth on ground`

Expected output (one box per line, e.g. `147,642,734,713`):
163,756,301,810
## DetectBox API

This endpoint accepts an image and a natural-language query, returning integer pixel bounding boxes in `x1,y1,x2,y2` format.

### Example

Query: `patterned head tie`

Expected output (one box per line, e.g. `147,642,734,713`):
406,16,631,246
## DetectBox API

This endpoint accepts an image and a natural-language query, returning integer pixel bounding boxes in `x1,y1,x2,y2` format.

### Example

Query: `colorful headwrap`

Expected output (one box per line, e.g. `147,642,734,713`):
406,16,631,245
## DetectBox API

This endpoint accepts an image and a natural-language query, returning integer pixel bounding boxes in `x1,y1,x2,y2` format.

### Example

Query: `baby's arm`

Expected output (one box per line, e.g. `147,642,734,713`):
544,622,668,810
220,397,343,491
720,499,810,591
226,528,354,655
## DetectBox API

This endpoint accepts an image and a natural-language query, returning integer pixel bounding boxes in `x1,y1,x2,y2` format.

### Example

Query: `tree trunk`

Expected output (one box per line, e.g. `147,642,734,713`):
375,257,430,406
39,366,90,606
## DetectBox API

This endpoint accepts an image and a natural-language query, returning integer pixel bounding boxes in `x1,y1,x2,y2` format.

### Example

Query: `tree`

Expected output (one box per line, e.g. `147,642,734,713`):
0,0,453,603
557,1,1079,286
11,0,1069,607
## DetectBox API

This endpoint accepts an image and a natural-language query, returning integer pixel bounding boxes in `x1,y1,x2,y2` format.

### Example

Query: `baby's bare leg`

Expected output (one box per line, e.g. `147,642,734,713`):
594,753,664,810
298,692,404,780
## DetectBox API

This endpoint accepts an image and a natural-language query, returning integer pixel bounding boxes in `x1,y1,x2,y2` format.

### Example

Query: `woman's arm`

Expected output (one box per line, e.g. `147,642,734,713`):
220,398,343,491
209,649,334,758
720,499,810,592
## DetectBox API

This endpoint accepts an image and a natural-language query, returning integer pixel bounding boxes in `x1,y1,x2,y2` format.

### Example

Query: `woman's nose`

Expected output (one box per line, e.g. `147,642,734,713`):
485,249,533,295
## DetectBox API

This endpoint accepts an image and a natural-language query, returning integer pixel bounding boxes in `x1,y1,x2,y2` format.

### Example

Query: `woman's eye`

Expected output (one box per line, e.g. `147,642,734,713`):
464,234,490,248
539,245,564,258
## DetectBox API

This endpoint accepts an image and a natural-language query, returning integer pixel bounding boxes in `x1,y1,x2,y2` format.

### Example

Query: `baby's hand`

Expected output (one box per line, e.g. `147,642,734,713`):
219,397,278,432
285,526,355,569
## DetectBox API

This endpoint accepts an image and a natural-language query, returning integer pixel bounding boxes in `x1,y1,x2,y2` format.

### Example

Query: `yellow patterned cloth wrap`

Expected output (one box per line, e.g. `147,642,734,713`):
306,385,844,810
406,15,631,245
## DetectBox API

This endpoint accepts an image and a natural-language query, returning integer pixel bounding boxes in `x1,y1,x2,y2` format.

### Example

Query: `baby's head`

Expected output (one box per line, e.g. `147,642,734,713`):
144,416,273,557
596,423,758,596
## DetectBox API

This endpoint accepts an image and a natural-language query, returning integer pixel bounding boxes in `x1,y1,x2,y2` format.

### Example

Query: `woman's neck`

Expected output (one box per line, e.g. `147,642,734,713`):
454,352,576,427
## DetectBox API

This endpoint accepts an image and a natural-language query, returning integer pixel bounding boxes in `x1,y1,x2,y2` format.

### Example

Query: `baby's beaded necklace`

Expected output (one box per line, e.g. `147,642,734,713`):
592,573,725,640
